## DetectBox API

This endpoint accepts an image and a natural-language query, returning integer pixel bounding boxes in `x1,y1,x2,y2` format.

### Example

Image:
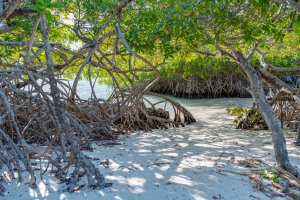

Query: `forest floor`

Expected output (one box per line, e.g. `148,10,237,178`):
3,98,300,200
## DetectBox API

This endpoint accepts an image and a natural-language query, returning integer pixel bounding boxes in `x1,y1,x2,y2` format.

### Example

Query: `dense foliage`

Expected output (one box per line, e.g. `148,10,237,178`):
2,0,299,85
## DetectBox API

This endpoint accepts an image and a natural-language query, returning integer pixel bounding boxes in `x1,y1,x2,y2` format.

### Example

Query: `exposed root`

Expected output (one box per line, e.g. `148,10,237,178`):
0,69,195,194
229,98,300,130
151,72,251,99
0,2,197,194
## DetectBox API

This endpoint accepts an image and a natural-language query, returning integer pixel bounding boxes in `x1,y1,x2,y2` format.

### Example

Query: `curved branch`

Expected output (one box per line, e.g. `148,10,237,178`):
273,0,300,12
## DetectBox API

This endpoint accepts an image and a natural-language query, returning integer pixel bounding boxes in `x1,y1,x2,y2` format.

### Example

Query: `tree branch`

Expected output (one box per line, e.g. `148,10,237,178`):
273,0,300,12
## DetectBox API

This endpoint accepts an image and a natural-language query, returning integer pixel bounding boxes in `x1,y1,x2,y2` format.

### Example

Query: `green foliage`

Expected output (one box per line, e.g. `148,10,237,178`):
125,0,298,59
294,15,300,35
31,0,64,20
226,104,266,129
1,0,299,88
116,0,300,90
260,170,280,183
159,54,240,81
226,106,250,126
82,0,115,15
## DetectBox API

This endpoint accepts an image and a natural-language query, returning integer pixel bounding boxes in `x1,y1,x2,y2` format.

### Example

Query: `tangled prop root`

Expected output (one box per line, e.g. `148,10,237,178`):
0,69,195,194
151,73,250,99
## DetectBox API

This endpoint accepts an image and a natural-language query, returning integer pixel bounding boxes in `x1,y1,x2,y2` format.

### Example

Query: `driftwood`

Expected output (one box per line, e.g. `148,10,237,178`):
221,158,300,198
274,166,300,188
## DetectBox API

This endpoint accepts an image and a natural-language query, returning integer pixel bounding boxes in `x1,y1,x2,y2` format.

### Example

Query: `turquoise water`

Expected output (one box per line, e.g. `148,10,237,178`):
67,80,114,100
36,80,252,112
73,80,253,118
36,79,114,100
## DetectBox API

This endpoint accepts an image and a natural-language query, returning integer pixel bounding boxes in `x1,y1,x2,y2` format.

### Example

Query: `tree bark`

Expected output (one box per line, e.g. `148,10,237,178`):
0,0,21,21
232,50,299,177
40,14,106,188
273,0,300,12
295,125,300,142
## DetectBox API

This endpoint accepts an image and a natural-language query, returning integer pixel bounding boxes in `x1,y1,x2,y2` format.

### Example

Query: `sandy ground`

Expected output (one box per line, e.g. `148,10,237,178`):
2,98,300,200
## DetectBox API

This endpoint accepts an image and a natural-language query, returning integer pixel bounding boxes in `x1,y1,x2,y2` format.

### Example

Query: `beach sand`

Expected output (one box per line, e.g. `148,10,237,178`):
3,98,299,200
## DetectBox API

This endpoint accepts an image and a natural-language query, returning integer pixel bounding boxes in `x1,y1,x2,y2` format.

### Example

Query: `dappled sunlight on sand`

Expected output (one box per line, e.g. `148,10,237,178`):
3,98,300,200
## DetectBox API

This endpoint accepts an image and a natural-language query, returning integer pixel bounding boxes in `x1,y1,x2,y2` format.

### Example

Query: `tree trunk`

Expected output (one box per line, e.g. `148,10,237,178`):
232,50,299,177
40,14,106,188
295,125,300,142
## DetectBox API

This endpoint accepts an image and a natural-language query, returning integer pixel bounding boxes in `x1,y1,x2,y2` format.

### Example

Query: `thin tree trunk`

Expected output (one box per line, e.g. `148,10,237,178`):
40,14,106,189
232,50,299,177
295,125,300,143
40,14,68,160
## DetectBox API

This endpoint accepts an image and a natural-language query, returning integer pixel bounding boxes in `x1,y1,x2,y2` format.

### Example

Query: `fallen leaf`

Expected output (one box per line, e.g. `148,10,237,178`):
271,182,283,191
288,193,298,199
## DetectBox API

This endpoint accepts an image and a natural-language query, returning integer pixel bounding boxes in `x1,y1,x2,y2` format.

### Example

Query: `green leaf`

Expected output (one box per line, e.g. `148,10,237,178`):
45,10,52,21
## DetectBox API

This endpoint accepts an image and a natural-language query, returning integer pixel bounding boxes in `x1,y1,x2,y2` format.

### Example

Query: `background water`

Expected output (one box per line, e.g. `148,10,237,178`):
66,79,114,100
73,80,253,118
40,79,252,111
35,79,114,100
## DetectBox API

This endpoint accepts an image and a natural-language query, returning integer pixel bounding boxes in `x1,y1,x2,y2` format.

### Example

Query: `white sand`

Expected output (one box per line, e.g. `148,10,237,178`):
3,98,300,200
